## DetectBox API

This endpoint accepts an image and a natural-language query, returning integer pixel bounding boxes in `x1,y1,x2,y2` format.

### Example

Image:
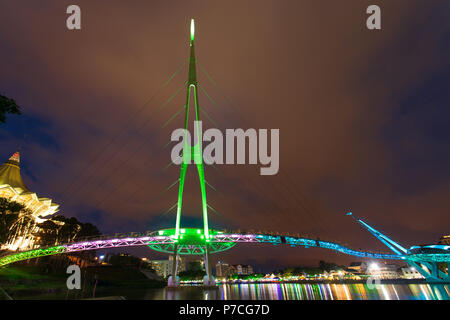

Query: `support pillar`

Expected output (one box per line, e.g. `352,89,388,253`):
431,262,440,280
168,244,180,287
203,245,215,286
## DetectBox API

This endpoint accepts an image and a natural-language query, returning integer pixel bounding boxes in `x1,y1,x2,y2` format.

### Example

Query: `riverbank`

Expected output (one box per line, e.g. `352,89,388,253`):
1,264,447,300
0,264,165,300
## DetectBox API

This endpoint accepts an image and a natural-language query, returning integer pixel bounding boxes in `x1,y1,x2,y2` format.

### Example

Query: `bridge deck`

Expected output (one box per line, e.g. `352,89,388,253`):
0,231,407,267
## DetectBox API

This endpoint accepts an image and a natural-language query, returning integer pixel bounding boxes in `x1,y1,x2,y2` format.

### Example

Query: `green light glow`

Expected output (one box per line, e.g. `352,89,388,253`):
0,246,66,267
175,19,210,242
190,19,195,42
148,228,235,255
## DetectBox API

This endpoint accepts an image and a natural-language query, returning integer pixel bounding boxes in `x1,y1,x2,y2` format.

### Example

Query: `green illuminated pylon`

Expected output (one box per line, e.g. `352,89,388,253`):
174,19,210,242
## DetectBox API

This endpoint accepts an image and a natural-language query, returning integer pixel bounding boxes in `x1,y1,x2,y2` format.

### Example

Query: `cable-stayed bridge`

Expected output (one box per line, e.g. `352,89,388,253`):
1,19,449,286
1,214,449,283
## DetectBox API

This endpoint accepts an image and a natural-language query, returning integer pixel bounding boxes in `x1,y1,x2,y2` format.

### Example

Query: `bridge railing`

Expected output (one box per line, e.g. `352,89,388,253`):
65,230,159,244
3,230,160,256
3,229,402,262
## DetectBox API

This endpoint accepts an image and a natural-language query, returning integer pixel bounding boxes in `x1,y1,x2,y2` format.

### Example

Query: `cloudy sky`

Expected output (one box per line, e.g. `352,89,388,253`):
1,1,449,270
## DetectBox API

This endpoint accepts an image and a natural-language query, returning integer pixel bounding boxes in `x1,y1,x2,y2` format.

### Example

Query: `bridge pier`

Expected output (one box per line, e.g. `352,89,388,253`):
203,245,215,286
407,261,449,283
168,244,180,287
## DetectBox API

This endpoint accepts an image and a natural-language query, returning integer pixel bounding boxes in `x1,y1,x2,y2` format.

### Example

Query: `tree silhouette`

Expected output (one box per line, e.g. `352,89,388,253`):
0,94,21,124
36,215,102,246
0,198,32,245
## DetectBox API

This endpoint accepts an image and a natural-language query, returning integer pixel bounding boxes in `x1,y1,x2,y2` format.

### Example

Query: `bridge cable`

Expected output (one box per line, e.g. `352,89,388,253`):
57,60,187,205
197,61,334,236
67,82,186,204
162,105,185,128
76,84,186,210
190,79,300,231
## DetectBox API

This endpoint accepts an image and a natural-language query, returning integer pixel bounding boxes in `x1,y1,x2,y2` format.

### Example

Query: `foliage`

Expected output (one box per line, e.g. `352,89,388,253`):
0,198,25,213
0,198,32,245
36,215,101,246
228,273,263,280
319,260,344,272
187,260,203,272
274,261,345,277
1,197,102,249
0,94,21,124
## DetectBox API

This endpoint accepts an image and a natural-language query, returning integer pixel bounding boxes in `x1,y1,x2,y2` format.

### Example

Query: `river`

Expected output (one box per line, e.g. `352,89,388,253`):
115,283,450,300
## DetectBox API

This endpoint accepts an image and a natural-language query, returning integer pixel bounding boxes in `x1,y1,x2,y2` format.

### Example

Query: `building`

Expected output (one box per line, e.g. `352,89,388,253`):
216,261,230,277
401,266,424,279
150,256,185,278
439,235,450,245
0,151,59,251
150,260,171,278
367,262,400,279
229,264,254,276
215,262,254,277
347,262,367,274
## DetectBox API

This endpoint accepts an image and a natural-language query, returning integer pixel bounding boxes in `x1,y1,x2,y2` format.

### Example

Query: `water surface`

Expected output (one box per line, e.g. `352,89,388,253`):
136,283,450,300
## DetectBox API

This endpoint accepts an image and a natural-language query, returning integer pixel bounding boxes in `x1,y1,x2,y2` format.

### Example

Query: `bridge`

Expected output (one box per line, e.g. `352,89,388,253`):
0,227,403,268
1,19,449,285
1,215,449,283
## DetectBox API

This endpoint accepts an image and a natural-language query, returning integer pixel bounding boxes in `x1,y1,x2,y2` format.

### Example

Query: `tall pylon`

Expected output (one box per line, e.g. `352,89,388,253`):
174,18,210,241
169,19,214,286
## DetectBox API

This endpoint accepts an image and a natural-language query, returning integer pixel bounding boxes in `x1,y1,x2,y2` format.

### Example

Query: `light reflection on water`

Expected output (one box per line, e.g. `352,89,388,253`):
152,283,450,300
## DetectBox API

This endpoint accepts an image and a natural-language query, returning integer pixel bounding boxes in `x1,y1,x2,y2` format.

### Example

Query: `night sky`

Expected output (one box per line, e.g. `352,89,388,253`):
1,1,449,271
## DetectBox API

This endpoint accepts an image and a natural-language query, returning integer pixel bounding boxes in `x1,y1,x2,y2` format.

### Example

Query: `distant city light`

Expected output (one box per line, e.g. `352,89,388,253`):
369,262,379,271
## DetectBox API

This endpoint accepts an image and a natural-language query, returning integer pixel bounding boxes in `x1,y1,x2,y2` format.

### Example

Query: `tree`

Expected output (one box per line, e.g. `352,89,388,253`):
35,219,60,246
283,267,294,277
187,261,203,272
35,215,102,246
0,198,33,246
76,222,101,239
319,260,342,272
178,261,206,280
0,95,21,124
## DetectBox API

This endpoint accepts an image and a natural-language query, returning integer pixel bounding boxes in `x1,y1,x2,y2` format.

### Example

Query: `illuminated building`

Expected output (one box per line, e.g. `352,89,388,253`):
0,151,59,251
229,264,254,276
150,256,185,278
439,236,450,245
215,261,230,277
367,262,400,279
347,261,367,273
216,262,254,277
401,266,424,279
327,269,349,280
